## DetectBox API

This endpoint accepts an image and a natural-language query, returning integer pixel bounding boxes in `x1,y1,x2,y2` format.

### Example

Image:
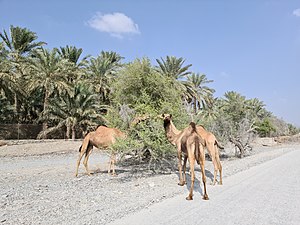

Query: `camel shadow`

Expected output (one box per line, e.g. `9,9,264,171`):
175,168,214,198
175,167,214,183
92,168,129,175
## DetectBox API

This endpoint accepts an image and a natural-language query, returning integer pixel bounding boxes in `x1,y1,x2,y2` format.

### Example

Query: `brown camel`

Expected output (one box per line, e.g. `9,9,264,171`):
162,114,209,200
196,125,223,185
75,126,126,177
162,114,223,185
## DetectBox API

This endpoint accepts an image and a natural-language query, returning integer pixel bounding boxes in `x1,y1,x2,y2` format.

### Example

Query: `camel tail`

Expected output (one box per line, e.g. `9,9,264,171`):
195,135,200,165
79,132,91,153
190,122,201,164
190,122,200,164
215,140,224,150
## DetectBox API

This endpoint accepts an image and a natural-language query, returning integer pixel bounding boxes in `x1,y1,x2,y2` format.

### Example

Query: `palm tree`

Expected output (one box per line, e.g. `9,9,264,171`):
222,91,248,125
185,73,215,114
156,56,192,97
0,25,46,122
56,45,90,83
0,25,46,59
196,96,220,123
26,47,73,128
56,45,88,65
0,43,15,101
246,98,270,120
86,51,123,103
156,56,192,79
42,82,106,139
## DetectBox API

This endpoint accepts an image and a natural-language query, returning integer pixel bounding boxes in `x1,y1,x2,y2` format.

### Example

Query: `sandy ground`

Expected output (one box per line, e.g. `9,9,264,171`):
0,140,299,224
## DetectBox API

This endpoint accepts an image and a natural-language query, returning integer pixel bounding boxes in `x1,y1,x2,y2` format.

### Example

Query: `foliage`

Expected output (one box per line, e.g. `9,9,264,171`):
0,25,45,123
155,55,192,98
41,81,106,139
85,51,123,103
111,118,177,172
0,25,46,58
111,57,184,115
26,47,73,116
185,73,215,114
255,118,276,137
109,57,190,167
0,95,14,123
1,24,299,164
288,124,300,135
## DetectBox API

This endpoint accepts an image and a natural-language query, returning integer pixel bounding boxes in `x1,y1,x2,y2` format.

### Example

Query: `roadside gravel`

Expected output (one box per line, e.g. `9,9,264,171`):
0,140,298,224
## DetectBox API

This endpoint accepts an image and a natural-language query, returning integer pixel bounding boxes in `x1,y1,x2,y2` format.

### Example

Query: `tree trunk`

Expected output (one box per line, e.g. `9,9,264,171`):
42,90,49,134
229,137,245,158
14,93,20,122
66,124,71,140
72,125,76,140
193,97,197,114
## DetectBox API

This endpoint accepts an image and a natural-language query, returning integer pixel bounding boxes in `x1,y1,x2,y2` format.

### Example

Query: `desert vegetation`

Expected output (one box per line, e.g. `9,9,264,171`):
1,25,299,165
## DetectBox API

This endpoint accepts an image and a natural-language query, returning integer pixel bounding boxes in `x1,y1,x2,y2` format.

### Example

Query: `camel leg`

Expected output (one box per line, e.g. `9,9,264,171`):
211,157,218,185
215,145,223,185
75,146,86,177
199,145,209,200
208,143,218,185
177,149,185,186
83,145,93,176
108,152,117,176
182,155,188,184
186,154,195,200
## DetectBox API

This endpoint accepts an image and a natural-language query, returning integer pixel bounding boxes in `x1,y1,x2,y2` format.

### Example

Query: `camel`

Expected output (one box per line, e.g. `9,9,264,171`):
162,114,223,185
196,125,223,185
162,114,209,200
75,126,126,177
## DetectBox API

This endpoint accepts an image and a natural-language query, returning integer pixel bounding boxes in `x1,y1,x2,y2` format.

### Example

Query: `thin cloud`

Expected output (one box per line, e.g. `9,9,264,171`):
87,12,140,38
292,8,300,17
220,71,230,78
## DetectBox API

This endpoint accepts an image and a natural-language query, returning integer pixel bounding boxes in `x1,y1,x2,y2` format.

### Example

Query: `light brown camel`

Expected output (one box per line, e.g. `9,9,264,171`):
162,114,209,200
75,126,126,177
196,125,223,185
162,114,223,185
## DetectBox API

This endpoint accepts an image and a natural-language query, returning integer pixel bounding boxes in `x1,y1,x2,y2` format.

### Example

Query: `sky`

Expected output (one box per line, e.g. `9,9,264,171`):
1,0,300,126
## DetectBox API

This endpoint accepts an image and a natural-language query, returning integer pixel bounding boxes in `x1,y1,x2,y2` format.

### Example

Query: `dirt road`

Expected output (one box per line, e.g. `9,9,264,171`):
110,149,300,225
0,141,299,224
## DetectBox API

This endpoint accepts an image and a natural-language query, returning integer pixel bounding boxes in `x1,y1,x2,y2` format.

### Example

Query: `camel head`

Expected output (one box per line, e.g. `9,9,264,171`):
160,114,172,121
161,114,172,128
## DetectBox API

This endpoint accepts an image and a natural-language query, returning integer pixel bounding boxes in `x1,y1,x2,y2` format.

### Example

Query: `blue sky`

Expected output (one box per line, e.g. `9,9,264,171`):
1,0,300,126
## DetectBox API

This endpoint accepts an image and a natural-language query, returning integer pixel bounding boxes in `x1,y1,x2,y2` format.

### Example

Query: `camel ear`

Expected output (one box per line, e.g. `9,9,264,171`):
162,114,165,118
170,114,172,118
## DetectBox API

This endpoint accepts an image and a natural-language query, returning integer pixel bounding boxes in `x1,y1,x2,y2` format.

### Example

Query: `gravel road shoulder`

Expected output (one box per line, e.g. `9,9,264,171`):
0,140,298,224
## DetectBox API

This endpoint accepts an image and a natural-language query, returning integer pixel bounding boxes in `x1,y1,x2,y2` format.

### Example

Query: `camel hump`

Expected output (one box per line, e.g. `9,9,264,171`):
189,122,197,132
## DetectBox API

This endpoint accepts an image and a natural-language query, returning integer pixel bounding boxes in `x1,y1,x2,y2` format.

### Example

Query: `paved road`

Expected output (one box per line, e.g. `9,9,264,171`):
110,149,300,225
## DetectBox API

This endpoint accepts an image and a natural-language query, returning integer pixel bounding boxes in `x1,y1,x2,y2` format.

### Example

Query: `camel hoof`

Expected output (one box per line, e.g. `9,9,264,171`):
178,181,185,186
203,195,209,200
186,196,193,201
219,181,223,185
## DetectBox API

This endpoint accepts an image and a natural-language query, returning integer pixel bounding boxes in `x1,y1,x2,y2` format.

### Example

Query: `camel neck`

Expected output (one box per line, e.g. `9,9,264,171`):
164,120,181,144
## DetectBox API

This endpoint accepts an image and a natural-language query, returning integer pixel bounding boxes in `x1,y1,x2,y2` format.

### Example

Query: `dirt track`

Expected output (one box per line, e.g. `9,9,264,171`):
0,140,298,224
